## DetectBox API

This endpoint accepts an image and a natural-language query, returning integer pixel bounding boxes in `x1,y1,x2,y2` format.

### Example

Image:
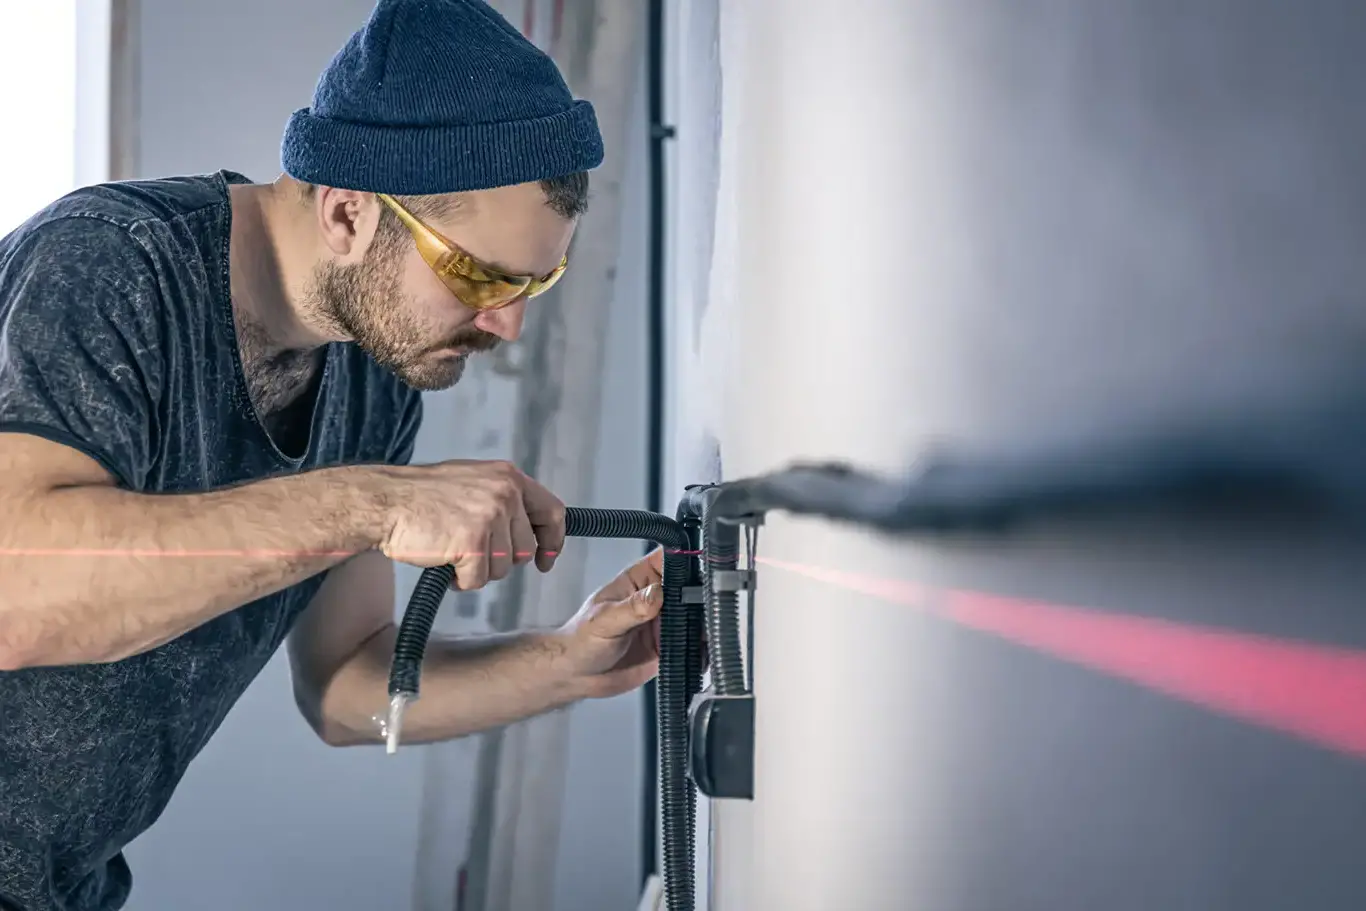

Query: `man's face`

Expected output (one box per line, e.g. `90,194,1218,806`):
307,181,577,391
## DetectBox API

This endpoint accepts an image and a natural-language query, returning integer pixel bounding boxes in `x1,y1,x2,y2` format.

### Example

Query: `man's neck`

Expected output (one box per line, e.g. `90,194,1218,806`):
227,181,329,353
227,182,330,421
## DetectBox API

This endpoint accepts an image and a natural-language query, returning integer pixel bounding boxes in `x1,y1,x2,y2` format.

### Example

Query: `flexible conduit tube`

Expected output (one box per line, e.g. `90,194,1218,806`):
688,488,747,695
387,506,699,911
641,0,672,884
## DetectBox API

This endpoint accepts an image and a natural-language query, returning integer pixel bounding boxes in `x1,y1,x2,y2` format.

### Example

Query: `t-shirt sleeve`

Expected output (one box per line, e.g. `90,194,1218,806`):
0,217,167,490
387,387,425,466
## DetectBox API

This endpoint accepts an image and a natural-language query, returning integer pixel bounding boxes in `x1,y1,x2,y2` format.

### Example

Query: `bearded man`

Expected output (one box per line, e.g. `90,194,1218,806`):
0,2,665,909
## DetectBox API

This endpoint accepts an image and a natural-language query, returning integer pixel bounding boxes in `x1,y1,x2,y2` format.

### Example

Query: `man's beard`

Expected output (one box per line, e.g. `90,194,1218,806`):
305,239,500,391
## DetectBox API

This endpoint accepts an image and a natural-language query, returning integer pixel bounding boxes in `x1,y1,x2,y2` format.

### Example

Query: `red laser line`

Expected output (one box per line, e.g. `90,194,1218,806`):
0,548,702,558
0,549,556,559
761,556,1366,760
18,536,1357,757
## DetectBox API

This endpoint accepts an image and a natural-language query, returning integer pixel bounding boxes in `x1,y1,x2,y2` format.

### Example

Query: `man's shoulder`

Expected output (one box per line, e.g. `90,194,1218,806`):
31,170,242,227
1,170,244,264
0,171,248,333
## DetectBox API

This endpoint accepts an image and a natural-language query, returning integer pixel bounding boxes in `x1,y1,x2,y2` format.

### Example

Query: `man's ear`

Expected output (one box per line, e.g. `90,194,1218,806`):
313,185,380,261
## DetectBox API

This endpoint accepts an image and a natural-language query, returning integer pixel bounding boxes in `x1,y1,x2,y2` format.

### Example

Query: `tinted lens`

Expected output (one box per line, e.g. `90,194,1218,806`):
447,260,568,309
525,263,567,298
380,193,569,311
438,273,530,311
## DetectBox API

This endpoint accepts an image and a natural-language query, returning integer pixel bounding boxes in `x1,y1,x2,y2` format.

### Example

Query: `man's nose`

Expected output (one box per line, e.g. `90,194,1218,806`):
473,297,527,343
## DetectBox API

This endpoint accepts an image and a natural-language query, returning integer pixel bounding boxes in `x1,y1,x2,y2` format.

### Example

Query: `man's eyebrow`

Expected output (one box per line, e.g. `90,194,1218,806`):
476,254,560,278
447,243,522,276
481,258,531,275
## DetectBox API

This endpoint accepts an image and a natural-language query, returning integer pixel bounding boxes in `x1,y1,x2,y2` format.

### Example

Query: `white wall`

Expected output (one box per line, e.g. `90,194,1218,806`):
0,2,79,237
122,3,650,910
697,2,1366,909
660,1,732,907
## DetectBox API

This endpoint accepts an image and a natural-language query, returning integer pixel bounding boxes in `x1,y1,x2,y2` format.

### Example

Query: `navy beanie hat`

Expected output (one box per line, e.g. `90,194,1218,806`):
281,0,604,195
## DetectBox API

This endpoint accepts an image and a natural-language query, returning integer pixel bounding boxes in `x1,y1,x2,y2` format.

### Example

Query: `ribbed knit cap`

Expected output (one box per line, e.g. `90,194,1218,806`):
281,0,603,195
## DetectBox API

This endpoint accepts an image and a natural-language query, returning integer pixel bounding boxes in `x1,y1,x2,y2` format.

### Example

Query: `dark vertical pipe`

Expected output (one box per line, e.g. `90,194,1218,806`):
642,0,674,890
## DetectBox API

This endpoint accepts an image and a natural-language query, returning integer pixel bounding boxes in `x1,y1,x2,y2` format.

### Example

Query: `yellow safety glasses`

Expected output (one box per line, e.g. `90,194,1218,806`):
376,192,568,311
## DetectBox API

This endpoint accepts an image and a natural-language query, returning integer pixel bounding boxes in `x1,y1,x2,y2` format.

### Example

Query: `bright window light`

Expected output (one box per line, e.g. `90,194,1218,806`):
0,1,80,238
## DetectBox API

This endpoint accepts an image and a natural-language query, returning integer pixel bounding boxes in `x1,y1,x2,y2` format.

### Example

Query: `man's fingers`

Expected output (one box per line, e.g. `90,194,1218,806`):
619,547,665,591
489,522,513,582
638,547,665,585
591,659,660,698
454,537,490,591
591,584,662,639
510,509,536,567
523,476,566,573
533,514,565,572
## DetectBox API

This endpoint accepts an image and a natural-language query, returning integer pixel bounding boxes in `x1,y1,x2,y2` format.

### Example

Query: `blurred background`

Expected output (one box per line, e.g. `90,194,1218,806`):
3,2,660,910
8,2,1366,910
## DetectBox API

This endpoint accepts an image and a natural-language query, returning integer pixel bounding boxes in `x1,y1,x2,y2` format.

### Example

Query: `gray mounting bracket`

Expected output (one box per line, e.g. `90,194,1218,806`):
688,691,755,801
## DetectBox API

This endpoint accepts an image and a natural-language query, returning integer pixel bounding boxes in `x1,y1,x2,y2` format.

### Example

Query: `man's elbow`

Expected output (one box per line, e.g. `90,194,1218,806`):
0,598,159,670
292,679,373,748
314,720,372,748
0,638,135,671
0,640,36,673
0,618,62,671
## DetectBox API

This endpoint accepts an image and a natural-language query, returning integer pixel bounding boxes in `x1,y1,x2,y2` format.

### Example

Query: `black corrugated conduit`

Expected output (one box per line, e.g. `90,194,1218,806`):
687,486,746,695
388,506,701,911
642,0,675,888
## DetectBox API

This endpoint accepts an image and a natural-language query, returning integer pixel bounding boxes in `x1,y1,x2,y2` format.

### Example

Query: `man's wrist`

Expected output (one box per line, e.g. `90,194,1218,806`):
331,463,406,551
528,628,593,704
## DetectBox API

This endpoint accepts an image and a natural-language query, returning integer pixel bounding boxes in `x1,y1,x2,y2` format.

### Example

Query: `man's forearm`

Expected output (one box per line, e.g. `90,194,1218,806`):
316,624,583,747
0,465,393,668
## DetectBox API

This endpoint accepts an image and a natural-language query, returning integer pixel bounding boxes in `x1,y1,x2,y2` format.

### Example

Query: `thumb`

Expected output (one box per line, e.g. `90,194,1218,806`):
590,583,662,639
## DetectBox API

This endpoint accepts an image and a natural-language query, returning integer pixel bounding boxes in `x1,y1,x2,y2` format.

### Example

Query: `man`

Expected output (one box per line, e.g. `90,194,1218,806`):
0,2,664,909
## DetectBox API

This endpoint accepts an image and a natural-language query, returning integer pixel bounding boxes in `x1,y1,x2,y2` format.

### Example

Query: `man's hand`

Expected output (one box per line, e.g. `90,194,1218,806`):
291,547,687,746
554,548,666,699
378,459,566,590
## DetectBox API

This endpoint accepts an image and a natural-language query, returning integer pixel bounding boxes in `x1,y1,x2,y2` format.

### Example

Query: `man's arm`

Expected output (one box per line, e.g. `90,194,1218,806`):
0,217,564,670
0,434,391,669
0,217,388,669
287,550,582,747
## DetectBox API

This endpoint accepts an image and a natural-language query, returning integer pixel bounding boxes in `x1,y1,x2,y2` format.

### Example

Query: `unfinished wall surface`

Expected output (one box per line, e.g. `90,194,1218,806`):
661,0,724,500
661,1,745,907
695,2,1366,909
121,2,650,910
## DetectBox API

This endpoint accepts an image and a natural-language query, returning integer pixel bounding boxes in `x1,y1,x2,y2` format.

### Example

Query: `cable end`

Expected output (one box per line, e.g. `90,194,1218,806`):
384,691,412,755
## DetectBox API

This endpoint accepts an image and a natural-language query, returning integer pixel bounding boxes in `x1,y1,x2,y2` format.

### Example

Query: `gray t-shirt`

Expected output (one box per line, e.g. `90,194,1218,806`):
0,171,423,911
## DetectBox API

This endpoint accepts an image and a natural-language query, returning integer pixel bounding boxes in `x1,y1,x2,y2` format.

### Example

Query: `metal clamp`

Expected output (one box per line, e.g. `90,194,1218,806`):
711,570,756,594
682,586,706,605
